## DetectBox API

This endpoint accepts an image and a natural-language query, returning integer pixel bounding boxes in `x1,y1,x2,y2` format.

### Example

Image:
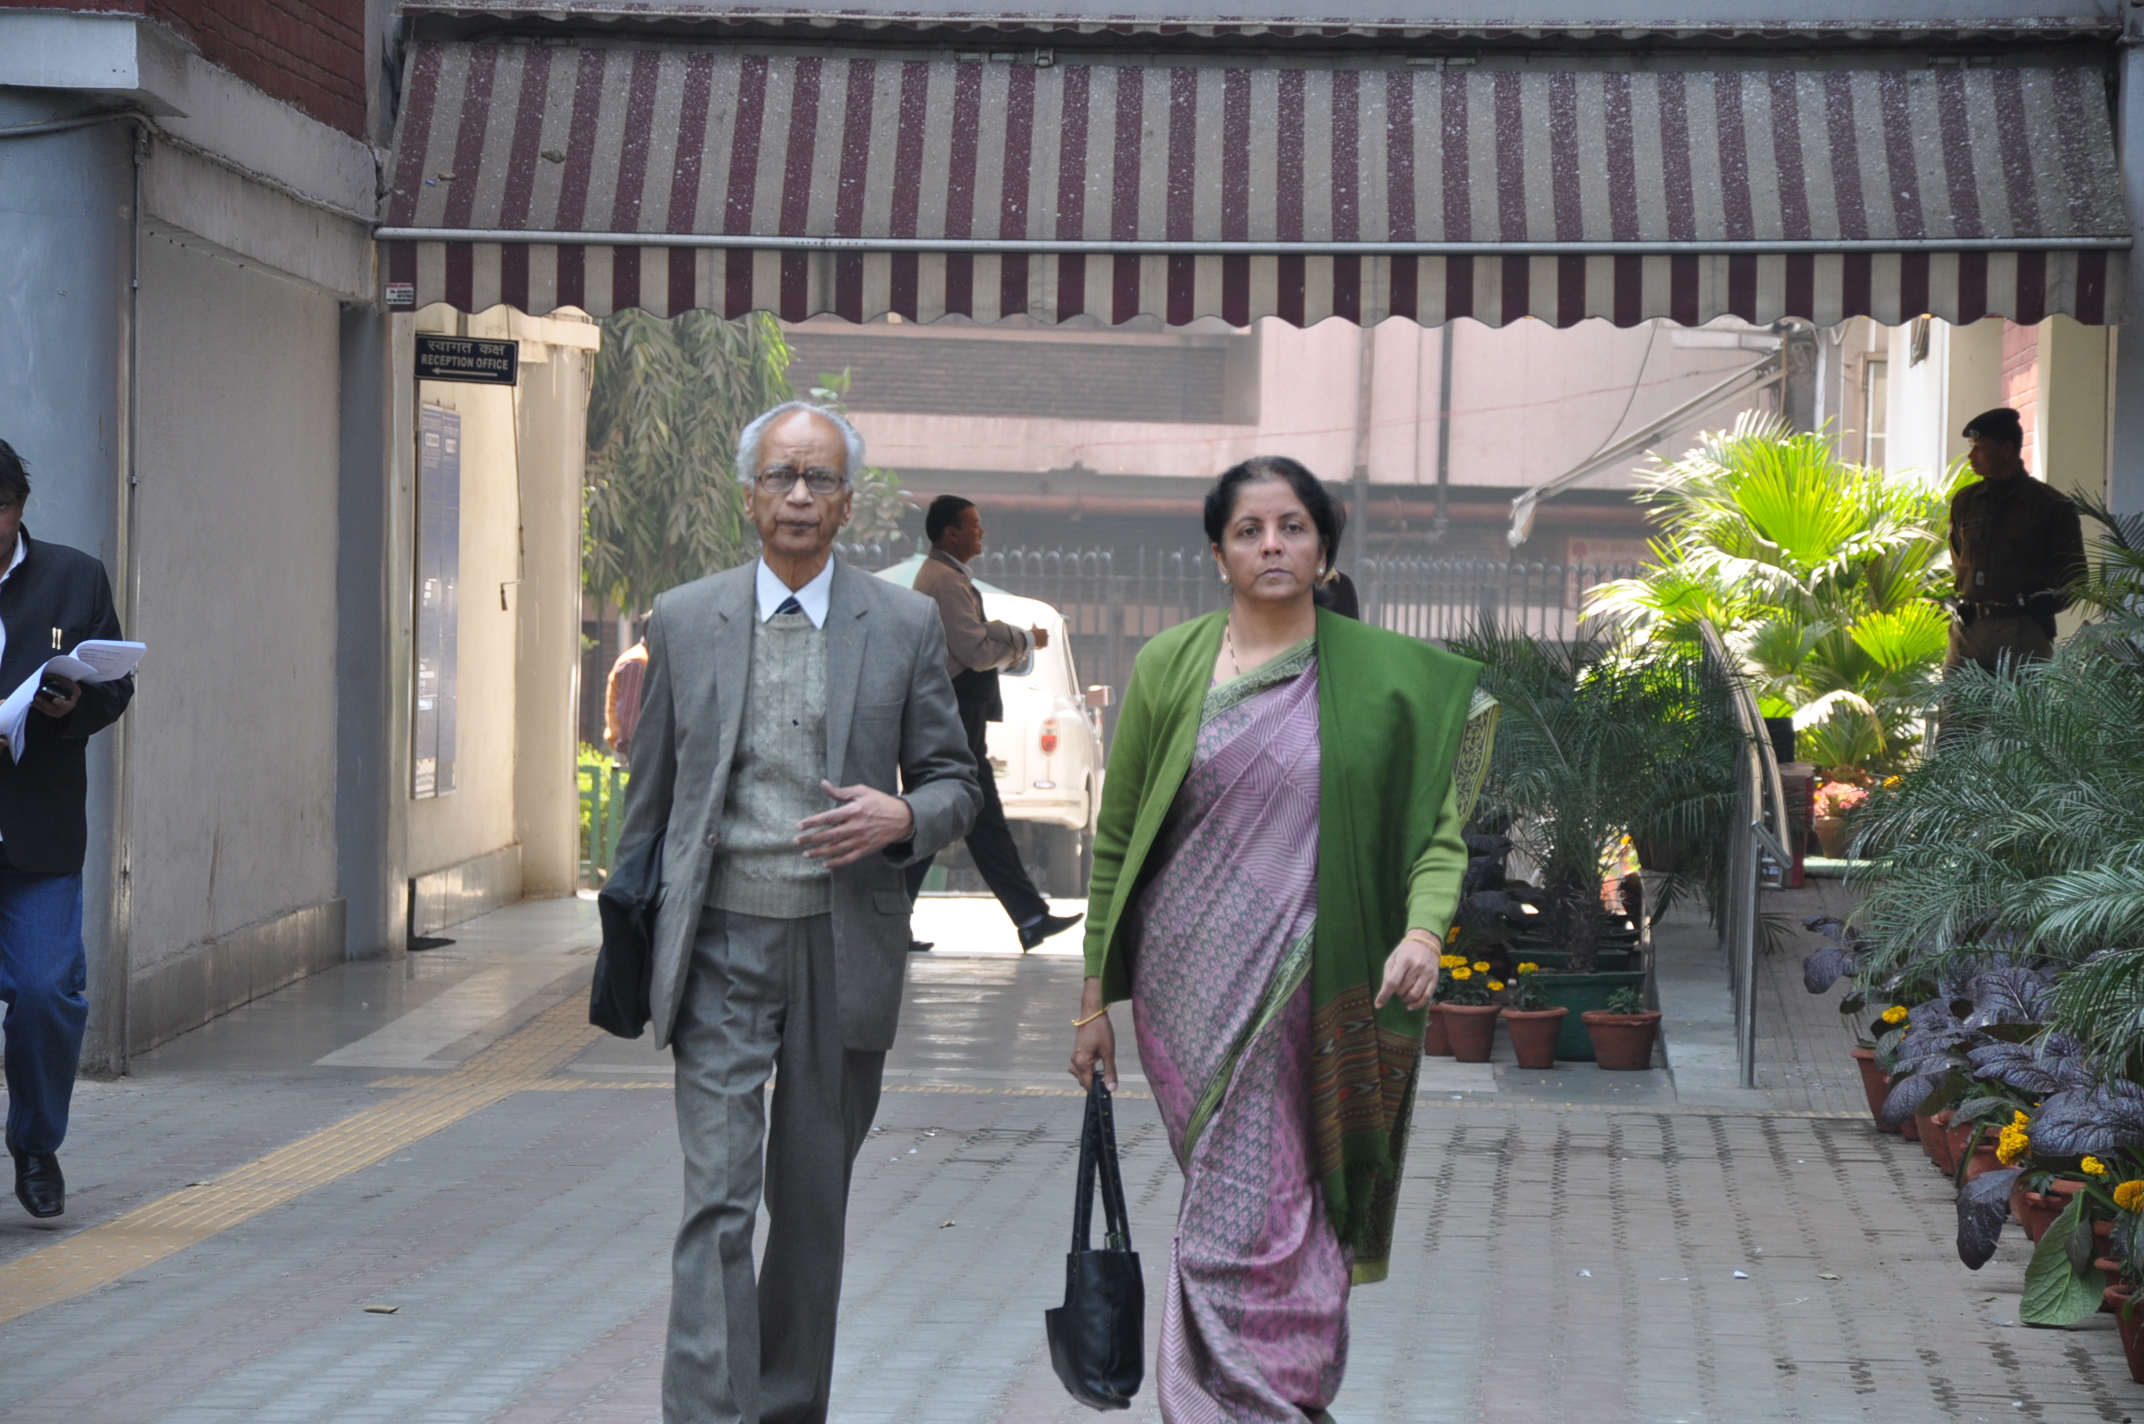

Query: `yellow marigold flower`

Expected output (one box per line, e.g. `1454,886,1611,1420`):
1441,954,1465,969
1472,961,1492,973
2084,1156,2111,1177
1447,926,1462,944
2012,1109,2030,1126
1880,1005,1908,1025
2116,1181,2144,1214
1451,967,1472,981
1489,980,1506,992
1516,962,1539,976
1997,1124,2032,1167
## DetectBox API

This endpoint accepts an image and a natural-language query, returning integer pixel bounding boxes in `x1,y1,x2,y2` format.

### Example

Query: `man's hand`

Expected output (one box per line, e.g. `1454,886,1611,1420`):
31,674,79,720
796,780,917,868
1374,933,1442,1010
1030,625,1050,650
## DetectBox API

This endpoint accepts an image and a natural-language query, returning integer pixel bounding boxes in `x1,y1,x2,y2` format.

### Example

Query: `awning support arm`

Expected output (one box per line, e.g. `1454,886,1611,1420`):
1506,353,1783,548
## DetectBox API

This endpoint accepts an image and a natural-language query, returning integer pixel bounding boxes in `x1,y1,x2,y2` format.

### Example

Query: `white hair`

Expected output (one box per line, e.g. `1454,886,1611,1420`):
734,401,866,488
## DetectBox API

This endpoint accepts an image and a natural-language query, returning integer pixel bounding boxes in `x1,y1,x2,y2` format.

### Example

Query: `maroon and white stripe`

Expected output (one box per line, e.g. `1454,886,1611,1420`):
382,44,2130,327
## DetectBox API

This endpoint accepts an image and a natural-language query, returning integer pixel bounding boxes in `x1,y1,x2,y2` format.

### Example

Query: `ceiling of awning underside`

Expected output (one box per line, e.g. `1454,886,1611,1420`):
380,40,2131,327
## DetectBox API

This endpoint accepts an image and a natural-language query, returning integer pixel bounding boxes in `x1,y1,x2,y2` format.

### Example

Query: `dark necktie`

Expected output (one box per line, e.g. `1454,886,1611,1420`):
774,596,803,617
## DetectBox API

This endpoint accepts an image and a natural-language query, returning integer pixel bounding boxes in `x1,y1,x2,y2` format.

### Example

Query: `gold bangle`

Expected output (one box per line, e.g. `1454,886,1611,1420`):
1401,929,1442,948
1072,1006,1110,1027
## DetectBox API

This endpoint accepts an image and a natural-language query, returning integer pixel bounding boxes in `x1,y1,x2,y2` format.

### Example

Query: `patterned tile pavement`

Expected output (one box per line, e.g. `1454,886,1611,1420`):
0,893,2132,1423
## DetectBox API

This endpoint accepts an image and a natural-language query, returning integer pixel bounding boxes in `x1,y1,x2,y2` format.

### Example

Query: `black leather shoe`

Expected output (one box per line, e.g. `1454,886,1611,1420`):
909,939,934,953
10,1143,64,1219
1018,911,1084,952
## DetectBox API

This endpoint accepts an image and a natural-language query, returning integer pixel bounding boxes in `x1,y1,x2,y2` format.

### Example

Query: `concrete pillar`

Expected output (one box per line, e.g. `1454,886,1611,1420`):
0,94,137,1073
1778,320,1818,433
337,304,407,959
512,332,591,898
2036,317,2113,506
2113,39,2144,517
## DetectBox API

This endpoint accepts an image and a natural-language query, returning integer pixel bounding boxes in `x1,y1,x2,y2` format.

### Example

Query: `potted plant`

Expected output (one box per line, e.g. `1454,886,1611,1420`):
1501,961,1566,1070
1583,987,1662,1071
1450,632,1736,1059
1439,959,1502,1064
1811,780,1867,860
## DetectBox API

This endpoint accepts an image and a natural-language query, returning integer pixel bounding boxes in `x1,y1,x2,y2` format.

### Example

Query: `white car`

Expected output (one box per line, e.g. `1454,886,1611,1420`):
873,554,1107,895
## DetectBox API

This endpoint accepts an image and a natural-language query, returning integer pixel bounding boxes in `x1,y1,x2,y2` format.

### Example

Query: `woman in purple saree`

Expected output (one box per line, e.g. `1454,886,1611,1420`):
1071,458,1495,1422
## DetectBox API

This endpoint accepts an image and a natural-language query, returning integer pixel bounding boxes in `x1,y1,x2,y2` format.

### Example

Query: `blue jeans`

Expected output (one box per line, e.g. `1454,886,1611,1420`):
0,864,87,1156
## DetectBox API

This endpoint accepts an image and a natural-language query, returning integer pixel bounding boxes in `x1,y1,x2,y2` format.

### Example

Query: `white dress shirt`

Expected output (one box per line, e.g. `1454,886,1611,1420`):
754,555,835,628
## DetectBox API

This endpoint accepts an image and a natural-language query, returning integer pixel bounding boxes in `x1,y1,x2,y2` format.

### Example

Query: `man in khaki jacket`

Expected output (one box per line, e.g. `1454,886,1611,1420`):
908,495,1083,952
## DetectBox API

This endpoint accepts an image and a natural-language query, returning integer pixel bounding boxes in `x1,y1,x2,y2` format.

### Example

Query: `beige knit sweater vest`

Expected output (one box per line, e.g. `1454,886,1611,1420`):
708,610,831,918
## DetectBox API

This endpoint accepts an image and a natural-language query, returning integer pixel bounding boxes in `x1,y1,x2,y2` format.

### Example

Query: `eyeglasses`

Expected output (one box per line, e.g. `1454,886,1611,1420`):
756,466,846,496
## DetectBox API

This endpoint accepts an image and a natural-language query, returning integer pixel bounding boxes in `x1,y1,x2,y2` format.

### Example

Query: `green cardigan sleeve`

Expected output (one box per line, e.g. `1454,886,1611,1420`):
1082,659,1155,979
1404,777,1468,940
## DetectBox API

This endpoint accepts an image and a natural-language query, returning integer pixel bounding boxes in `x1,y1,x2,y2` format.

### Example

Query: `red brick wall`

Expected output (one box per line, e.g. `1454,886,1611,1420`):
2000,320,2040,473
146,0,368,137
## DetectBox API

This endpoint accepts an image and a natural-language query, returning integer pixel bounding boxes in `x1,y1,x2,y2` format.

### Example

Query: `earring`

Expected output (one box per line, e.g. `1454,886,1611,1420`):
1220,570,1231,585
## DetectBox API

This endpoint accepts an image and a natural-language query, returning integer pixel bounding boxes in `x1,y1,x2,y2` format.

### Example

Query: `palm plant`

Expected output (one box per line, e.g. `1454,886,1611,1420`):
1449,628,1741,970
1846,642,2144,998
1586,411,1963,778
583,310,795,617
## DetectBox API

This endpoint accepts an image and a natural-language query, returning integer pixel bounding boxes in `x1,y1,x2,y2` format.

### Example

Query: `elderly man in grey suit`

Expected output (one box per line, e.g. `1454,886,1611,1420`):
614,401,981,1424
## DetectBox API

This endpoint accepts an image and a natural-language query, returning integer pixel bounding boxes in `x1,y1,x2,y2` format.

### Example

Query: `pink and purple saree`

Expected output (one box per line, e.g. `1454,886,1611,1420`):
1129,640,1347,1423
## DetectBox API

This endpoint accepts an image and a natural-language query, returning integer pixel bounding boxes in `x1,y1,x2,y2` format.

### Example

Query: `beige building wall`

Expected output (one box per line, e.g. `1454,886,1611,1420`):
125,232,346,1049
399,307,596,931
845,314,1776,505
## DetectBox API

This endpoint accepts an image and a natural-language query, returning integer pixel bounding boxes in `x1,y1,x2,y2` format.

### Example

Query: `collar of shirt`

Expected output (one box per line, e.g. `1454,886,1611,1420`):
0,532,23,588
929,546,973,579
755,555,834,628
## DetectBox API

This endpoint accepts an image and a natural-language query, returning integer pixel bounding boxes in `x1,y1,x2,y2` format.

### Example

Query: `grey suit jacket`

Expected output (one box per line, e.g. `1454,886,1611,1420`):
615,558,982,1052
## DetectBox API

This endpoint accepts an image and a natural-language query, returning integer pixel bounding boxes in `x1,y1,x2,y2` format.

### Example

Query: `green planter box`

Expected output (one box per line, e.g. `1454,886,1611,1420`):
1512,947,1637,974
1529,970,1649,1061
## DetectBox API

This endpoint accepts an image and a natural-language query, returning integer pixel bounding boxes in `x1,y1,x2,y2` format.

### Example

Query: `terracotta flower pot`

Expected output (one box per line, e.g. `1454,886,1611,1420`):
2013,1186,2072,1243
1503,1007,1568,1070
1581,1010,1662,1071
1942,1114,1991,1177
1850,1048,1897,1132
2112,1281,2144,1385
1441,1004,1500,1064
1963,1140,2004,1180
1424,1004,1452,1057
1900,1112,1921,1142
1916,1112,1954,1174
1814,815,1849,859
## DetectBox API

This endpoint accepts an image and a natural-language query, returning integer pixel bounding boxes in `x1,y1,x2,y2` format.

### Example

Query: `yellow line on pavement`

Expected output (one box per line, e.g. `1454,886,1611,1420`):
0,996,604,1326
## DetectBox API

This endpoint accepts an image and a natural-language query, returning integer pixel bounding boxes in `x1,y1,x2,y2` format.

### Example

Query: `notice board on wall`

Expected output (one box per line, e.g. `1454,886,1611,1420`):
413,404,461,799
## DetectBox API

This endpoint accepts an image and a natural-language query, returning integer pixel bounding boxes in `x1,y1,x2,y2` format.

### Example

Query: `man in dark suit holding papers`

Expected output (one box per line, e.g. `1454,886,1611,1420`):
0,439,135,1219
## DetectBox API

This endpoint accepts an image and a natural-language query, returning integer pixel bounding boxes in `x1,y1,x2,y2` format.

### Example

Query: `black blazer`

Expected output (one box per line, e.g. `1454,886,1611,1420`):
0,531,133,874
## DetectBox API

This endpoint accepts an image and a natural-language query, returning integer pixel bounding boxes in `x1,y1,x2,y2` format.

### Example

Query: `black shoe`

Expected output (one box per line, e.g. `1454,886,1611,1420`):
1018,912,1084,952
909,940,934,953
10,1142,64,1219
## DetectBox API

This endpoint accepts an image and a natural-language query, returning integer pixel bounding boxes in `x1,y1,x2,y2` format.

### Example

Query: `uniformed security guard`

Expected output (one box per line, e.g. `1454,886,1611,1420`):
1946,407,2086,674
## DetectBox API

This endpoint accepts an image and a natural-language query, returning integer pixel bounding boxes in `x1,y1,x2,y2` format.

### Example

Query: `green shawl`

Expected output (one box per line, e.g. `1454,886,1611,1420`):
1083,608,1497,1280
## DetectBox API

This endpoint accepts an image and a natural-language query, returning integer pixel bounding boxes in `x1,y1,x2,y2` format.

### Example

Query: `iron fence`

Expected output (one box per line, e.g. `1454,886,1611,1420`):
839,539,1637,731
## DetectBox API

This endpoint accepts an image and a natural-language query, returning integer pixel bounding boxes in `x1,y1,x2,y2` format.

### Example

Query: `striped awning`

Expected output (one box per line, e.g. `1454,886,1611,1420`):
379,43,2132,328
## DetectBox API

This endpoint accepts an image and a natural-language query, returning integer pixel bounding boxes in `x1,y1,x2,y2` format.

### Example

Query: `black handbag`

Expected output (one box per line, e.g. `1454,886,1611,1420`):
1045,1076,1145,1411
589,831,662,1038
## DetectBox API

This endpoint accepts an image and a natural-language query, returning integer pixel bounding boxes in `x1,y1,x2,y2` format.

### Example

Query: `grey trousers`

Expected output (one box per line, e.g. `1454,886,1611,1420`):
664,908,885,1424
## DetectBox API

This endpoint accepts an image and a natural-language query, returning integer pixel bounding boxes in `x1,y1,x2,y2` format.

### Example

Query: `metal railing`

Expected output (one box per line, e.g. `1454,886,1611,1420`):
579,757,629,885
1699,619,1793,1088
838,538,1635,732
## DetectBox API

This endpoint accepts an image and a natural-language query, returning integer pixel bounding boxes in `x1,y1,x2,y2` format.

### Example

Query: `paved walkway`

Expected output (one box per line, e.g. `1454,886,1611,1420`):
0,891,2129,1422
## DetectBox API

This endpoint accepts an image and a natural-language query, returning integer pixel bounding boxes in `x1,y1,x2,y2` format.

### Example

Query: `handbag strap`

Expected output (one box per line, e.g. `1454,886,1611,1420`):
1071,1076,1134,1254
